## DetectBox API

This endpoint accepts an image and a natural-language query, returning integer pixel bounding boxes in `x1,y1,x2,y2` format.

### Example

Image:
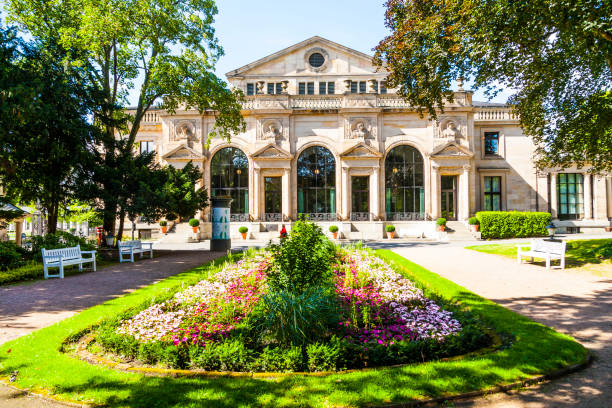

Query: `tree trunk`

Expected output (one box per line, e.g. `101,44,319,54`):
117,206,126,244
46,202,58,235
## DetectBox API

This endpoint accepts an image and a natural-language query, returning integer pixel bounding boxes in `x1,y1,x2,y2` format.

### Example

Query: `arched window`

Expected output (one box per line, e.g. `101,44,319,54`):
297,146,336,220
210,147,249,219
385,145,425,220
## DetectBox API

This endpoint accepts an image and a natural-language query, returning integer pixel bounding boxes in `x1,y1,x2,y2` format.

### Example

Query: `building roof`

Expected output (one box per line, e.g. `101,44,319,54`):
226,36,376,78
472,100,508,107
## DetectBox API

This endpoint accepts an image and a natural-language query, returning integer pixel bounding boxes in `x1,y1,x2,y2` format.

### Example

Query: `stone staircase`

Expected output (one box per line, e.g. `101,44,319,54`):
445,221,478,241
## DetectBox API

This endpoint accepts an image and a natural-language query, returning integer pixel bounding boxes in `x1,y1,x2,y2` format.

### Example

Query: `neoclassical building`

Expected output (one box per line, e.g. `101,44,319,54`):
132,36,612,239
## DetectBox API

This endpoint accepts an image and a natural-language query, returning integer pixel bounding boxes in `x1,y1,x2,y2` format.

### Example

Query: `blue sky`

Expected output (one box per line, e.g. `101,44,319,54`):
207,0,513,104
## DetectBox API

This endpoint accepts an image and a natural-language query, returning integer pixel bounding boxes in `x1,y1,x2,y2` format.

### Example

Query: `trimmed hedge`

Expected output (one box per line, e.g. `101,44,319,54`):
476,211,552,239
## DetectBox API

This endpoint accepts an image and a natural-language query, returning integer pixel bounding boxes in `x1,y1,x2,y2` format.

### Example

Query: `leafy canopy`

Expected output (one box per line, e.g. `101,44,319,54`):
374,0,612,172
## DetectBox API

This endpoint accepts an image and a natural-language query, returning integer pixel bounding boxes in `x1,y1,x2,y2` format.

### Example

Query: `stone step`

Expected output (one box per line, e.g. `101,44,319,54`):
445,221,478,241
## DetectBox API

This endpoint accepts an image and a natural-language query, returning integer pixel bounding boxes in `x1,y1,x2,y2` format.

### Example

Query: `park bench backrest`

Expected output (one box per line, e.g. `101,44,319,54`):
531,239,566,255
119,240,142,249
42,245,82,262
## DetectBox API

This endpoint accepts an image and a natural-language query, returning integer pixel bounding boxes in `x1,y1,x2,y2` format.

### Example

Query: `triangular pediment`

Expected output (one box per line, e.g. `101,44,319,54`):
341,143,383,159
430,142,474,158
162,144,204,161
252,144,293,160
226,36,381,78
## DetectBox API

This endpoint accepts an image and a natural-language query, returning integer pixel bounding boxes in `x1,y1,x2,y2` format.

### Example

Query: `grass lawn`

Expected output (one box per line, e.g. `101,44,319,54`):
0,251,589,407
467,238,612,274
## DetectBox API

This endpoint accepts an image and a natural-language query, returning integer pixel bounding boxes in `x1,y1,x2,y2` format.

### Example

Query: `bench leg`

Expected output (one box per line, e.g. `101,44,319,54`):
79,262,82,273
546,257,551,269
59,262,64,279
44,265,48,279
517,253,521,264
149,249,153,259
140,251,143,259
130,250,134,263
560,256,565,270
93,257,97,272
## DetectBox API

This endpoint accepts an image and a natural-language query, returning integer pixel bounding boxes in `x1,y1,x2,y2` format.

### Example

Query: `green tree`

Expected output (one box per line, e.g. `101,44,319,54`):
374,0,612,172
159,161,209,220
0,26,97,233
7,0,245,233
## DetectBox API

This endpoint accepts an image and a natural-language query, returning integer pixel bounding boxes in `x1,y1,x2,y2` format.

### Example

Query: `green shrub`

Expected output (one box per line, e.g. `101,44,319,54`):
0,262,43,285
0,241,27,271
307,337,341,372
328,225,338,233
253,346,303,372
238,226,248,234
385,225,395,232
436,218,447,226
190,340,252,371
253,287,338,348
188,218,200,227
267,220,334,293
468,217,479,225
159,220,167,226
476,211,551,239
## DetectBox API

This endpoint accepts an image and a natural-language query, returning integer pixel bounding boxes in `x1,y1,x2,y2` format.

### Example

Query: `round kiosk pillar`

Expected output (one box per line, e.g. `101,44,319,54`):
210,196,232,251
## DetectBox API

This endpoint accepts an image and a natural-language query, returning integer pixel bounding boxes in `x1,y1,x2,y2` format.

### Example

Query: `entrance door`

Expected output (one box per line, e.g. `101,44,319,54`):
351,176,370,221
440,175,457,220
264,177,282,221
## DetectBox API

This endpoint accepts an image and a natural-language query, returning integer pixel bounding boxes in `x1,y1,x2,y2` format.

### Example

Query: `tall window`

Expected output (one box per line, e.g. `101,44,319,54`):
558,173,584,220
139,141,155,154
210,147,249,216
246,83,255,96
319,81,335,95
307,82,314,95
298,82,305,95
483,176,502,211
380,81,387,94
267,82,283,94
484,132,499,155
385,145,425,220
298,82,314,95
297,146,336,218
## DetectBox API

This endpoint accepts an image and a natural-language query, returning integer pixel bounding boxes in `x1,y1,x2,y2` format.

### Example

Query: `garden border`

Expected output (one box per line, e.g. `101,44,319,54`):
0,250,591,407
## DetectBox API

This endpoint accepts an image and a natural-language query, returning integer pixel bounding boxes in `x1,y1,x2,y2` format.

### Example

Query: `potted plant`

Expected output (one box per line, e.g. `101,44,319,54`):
436,218,447,232
385,224,396,239
329,225,339,239
159,220,168,234
239,226,248,240
188,218,200,233
468,217,480,232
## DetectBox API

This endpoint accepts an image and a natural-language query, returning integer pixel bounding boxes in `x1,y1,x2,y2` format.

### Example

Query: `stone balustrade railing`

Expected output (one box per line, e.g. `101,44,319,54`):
474,108,518,121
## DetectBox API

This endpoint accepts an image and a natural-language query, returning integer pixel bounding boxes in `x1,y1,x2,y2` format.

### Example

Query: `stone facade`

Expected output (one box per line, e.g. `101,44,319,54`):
131,36,611,239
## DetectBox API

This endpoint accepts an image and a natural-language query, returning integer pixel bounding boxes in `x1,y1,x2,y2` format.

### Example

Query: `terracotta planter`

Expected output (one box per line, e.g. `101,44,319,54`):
241,232,247,240
470,224,480,232
192,227,199,233
161,226,168,234
438,225,446,232
332,232,338,240
605,227,612,232
387,231,395,239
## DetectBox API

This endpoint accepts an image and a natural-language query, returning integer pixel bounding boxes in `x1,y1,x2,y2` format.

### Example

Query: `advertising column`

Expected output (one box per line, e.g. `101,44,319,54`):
210,196,232,251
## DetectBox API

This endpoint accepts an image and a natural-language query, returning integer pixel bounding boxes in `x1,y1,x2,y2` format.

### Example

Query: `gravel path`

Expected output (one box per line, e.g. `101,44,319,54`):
380,241,612,407
0,250,222,407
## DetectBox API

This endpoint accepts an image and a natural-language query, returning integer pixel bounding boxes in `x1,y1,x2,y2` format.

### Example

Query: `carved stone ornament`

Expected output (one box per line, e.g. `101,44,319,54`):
435,118,465,141
172,120,199,146
345,117,376,140
257,118,287,141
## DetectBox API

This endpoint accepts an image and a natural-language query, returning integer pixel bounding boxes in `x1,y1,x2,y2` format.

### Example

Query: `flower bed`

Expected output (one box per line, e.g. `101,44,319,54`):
95,224,488,372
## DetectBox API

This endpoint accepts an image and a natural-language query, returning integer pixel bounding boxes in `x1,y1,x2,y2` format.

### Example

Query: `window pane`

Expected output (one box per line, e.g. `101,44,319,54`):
319,82,326,95
350,81,357,93
484,132,499,155
492,194,500,211
267,83,274,94
307,82,314,95
384,145,425,214
359,81,366,93
380,81,387,94
491,176,500,192
298,82,305,95
484,177,491,192
327,82,335,94
246,83,254,96
276,83,282,94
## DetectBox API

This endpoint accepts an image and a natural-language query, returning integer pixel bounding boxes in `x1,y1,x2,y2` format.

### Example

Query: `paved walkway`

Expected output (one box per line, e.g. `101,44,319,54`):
374,241,612,407
0,250,222,408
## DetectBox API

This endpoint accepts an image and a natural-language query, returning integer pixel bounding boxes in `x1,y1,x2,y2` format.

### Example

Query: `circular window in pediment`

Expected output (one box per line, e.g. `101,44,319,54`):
308,52,325,68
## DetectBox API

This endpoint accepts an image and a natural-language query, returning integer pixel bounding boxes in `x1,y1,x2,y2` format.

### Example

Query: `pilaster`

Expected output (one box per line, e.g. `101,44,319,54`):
431,164,440,219
550,172,558,219
584,173,592,220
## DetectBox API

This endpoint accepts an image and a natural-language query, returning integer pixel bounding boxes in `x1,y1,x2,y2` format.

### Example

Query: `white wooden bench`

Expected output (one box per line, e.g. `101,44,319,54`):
118,240,153,263
517,239,566,269
42,245,97,279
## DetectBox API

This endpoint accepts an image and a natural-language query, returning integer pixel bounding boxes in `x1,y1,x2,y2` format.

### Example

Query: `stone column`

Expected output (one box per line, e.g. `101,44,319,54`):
252,168,261,221
15,221,23,246
584,173,593,219
461,165,471,220
607,176,612,219
549,172,558,219
341,167,350,220
370,167,380,221
431,164,440,219
282,169,291,221
593,176,608,220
